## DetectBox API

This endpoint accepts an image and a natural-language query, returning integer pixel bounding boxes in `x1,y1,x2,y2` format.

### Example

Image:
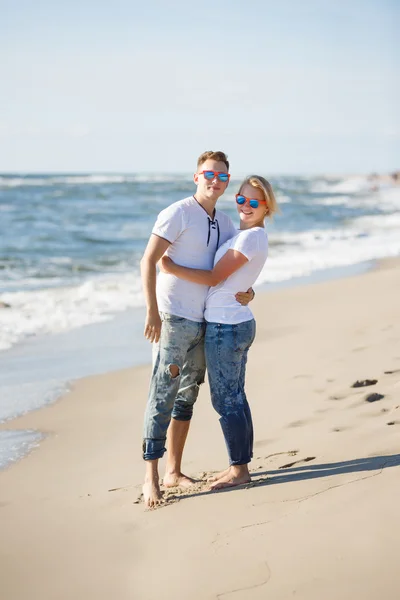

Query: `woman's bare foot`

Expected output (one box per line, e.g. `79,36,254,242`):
209,465,251,490
142,479,163,508
207,467,231,482
162,471,197,489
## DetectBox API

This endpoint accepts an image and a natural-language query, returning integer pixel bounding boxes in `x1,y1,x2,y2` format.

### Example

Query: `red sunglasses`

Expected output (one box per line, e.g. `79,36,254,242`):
236,194,266,209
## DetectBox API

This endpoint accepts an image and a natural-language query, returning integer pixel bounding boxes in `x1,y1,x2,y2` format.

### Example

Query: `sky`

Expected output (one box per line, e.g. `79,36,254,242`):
1,0,399,174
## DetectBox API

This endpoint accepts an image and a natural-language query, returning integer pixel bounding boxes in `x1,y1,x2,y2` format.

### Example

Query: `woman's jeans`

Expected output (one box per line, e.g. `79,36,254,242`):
205,319,256,466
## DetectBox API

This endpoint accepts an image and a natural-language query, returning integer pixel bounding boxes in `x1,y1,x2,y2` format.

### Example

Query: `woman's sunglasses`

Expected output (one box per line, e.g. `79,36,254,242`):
199,170,230,183
236,194,266,209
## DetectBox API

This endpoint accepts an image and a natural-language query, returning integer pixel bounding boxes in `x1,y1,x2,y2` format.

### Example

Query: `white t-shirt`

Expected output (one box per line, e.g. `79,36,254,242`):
205,227,268,324
153,196,236,322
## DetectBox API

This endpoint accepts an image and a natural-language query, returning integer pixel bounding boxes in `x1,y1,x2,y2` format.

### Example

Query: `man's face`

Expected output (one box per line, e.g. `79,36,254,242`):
194,159,230,201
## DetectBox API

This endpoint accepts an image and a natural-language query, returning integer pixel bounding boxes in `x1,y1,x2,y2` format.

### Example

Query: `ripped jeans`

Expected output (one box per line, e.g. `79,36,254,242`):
142,313,206,461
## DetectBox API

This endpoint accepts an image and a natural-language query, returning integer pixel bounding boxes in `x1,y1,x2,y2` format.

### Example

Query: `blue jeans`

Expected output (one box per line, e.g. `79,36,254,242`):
142,313,206,461
205,319,256,465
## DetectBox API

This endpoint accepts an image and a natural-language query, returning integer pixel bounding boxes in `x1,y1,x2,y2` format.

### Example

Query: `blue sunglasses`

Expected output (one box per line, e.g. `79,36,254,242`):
236,194,266,209
200,170,230,183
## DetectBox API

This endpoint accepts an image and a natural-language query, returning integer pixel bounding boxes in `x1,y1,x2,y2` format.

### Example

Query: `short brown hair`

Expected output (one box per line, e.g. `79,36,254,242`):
197,151,229,171
239,175,279,219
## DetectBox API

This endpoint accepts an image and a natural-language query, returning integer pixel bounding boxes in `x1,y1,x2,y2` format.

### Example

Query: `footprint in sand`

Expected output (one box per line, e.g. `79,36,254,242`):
328,394,346,401
278,456,316,469
254,438,276,448
287,419,308,428
351,379,378,388
365,393,385,403
314,407,332,414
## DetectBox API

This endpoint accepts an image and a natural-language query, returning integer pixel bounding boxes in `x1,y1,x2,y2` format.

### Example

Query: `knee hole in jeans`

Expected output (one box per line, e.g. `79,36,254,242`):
168,364,180,379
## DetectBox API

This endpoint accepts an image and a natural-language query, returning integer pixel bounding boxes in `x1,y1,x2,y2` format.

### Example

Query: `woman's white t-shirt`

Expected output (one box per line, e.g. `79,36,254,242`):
204,227,268,324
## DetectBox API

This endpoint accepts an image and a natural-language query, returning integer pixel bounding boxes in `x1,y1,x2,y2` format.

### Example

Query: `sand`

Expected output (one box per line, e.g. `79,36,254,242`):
1,260,399,599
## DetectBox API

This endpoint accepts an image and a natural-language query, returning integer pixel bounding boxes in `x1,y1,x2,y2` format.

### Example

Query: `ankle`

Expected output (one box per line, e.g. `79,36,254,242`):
230,464,249,476
164,466,181,476
144,459,159,482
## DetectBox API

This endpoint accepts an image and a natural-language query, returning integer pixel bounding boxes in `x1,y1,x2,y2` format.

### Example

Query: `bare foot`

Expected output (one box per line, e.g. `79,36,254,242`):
162,472,197,489
142,479,163,508
207,467,231,482
209,466,251,490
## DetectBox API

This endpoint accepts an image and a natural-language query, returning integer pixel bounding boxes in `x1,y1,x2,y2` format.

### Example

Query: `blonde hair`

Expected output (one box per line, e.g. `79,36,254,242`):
239,175,278,219
197,150,229,171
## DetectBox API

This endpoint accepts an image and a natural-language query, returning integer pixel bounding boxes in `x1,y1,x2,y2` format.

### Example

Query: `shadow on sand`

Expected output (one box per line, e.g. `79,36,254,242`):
162,453,400,505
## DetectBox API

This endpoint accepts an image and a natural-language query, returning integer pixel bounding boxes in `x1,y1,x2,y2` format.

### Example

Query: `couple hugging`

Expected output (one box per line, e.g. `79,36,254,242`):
141,150,278,508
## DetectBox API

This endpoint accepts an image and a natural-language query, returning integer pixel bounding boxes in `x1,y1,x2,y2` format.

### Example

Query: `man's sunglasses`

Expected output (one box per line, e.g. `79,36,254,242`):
236,194,266,209
199,170,230,183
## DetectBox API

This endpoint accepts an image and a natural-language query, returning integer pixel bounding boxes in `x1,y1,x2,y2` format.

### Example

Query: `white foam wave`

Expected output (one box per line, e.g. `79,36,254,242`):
311,176,370,194
258,214,400,284
311,185,400,213
0,430,44,471
0,272,144,351
1,206,400,351
0,173,191,188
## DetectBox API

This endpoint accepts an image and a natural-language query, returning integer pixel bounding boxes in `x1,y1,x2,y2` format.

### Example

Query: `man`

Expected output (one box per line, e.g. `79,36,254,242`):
140,150,254,507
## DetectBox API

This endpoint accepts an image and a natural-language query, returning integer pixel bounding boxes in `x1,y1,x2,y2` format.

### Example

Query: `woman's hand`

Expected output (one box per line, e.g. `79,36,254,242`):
160,255,175,274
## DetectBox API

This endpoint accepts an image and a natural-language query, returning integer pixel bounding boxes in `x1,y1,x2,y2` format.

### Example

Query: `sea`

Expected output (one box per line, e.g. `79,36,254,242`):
1,172,400,469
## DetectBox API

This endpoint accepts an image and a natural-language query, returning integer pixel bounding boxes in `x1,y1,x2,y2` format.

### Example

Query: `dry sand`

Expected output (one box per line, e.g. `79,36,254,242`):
1,260,399,599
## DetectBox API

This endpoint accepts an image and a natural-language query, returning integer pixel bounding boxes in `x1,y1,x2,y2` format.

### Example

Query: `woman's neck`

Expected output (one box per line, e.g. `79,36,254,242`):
239,221,264,231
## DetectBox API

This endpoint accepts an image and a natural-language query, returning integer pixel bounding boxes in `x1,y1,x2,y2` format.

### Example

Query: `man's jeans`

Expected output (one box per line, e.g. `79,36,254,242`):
205,319,256,465
142,313,206,461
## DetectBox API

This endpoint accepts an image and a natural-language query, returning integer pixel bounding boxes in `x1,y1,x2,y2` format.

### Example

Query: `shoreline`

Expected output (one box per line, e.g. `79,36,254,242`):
0,258,376,471
1,257,399,598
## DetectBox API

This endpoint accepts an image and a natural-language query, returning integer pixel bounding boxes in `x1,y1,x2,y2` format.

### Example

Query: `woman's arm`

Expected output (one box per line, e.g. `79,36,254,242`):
161,250,248,287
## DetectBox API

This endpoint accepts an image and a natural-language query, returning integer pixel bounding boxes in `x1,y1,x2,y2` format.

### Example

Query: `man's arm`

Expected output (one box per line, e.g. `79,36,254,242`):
235,288,255,305
140,234,171,343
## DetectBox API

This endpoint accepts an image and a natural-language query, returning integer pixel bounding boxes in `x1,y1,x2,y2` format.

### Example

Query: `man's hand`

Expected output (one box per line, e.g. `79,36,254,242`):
160,255,174,274
235,287,255,306
144,310,162,343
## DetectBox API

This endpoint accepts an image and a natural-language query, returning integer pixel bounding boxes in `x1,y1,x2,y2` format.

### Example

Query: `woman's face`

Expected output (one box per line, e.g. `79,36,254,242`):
236,183,267,228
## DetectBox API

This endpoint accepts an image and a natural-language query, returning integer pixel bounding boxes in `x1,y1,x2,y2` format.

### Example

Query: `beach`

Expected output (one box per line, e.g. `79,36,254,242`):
0,259,399,599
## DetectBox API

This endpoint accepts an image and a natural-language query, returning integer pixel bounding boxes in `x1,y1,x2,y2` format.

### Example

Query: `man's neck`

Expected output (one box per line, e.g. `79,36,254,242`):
193,194,217,218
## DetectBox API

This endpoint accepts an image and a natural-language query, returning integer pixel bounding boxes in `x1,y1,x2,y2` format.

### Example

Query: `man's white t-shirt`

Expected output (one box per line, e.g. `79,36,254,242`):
152,196,236,322
205,227,268,325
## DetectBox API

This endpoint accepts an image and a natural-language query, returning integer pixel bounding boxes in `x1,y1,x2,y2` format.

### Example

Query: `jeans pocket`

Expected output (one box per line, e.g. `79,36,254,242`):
161,313,186,323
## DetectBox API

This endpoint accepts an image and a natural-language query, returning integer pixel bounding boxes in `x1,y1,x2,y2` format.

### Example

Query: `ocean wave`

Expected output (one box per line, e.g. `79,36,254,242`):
0,173,192,188
0,272,144,351
310,176,371,195
1,215,400,351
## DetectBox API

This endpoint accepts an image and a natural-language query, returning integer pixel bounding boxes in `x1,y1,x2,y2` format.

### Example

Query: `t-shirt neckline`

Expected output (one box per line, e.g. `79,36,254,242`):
192,195,217,221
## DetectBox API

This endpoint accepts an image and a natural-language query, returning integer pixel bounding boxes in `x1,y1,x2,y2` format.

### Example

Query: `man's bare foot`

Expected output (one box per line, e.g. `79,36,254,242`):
142,479,163,508
207,467,230,482
209,466,251,490
162,472,197,489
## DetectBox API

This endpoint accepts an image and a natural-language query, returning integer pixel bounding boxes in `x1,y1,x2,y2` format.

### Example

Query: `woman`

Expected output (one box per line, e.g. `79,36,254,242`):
161,175,278,489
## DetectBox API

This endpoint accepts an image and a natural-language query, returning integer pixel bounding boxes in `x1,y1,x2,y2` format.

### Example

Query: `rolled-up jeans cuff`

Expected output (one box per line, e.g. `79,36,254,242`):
142,438,166,461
